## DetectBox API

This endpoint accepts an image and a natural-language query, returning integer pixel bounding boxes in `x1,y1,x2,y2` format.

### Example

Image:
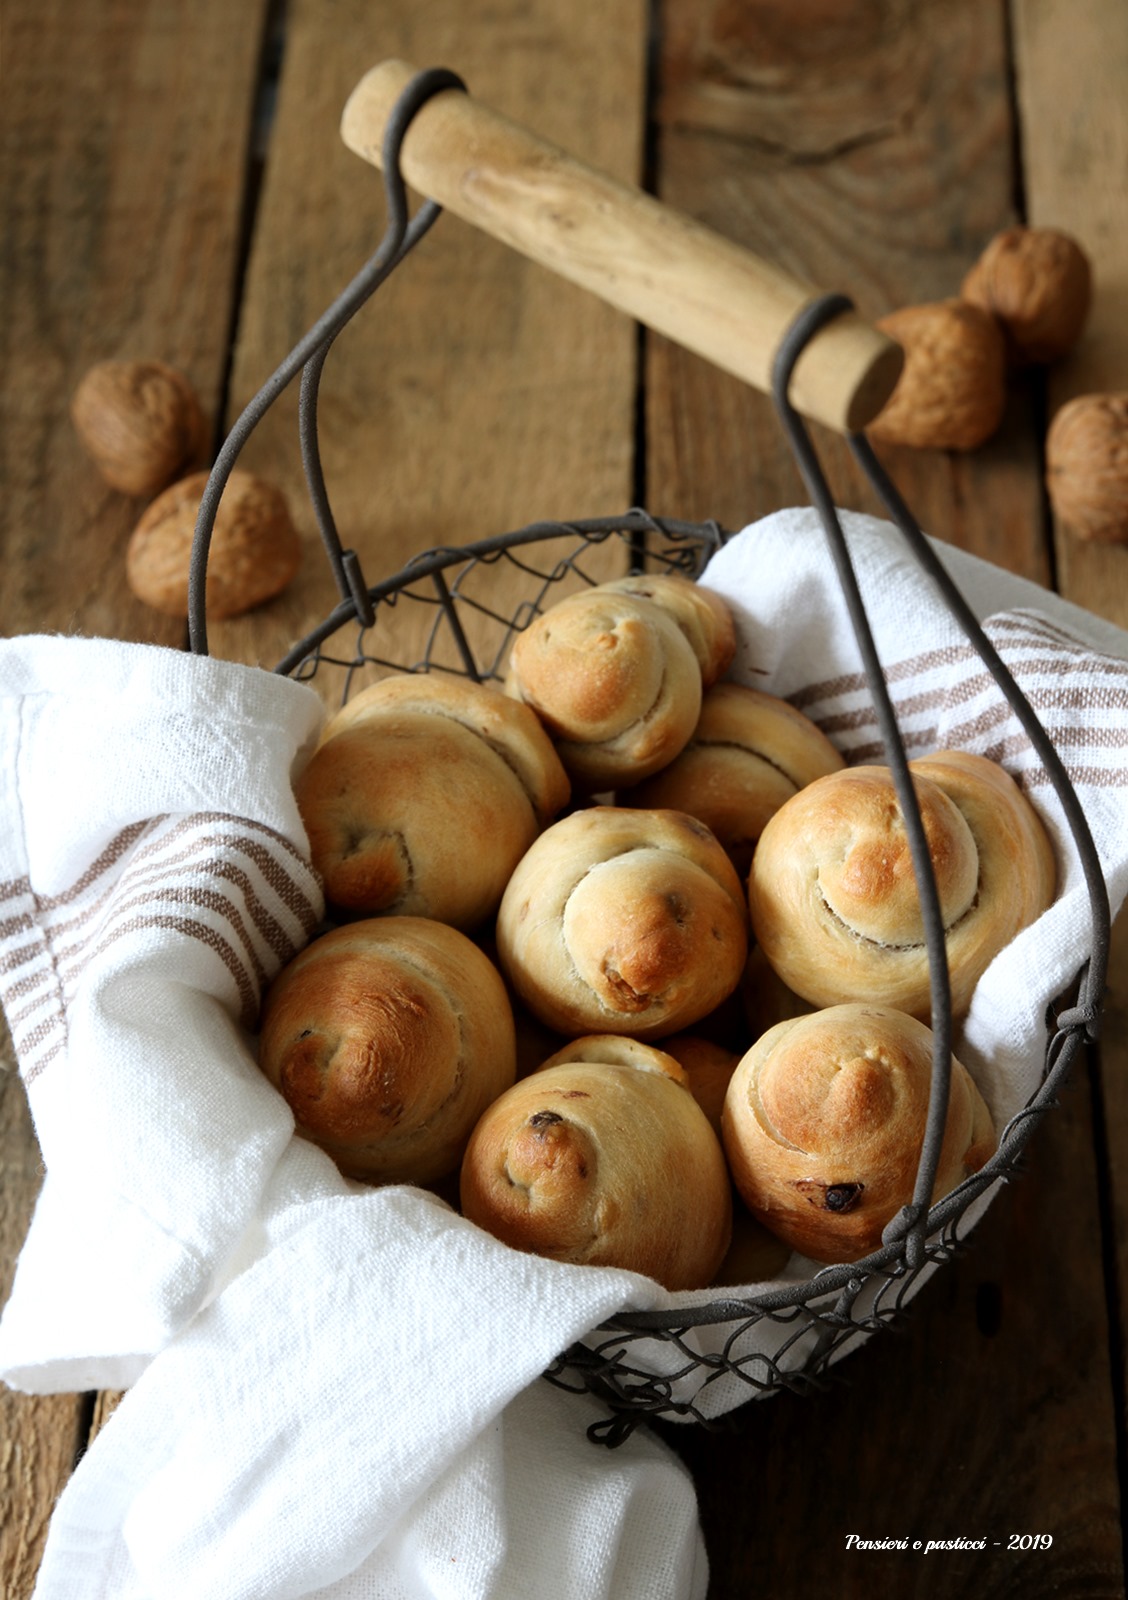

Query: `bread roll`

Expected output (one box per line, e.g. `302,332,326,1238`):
747,749,1056,1020
295,674,569,928
460,1058,732,1290
505,585,704,790
258,916,516,1184
628,682,846,875
600,573,736,686
721,1003,996,1264
496,806,749,1040
536,1033,689,1085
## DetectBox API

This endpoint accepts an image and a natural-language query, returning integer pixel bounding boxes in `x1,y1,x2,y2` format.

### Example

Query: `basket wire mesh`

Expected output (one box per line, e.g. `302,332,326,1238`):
188,68,1111,1442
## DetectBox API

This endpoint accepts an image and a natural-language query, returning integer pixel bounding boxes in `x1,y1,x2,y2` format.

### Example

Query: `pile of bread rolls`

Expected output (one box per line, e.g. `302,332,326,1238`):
256,570,1057,1289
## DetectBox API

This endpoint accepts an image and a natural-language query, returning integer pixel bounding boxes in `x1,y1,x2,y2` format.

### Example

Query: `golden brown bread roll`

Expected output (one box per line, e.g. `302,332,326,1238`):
599,573,736,687
258,916,516,1184
460,1057,733,1290
505,584,705,791
627,682,846,875
496,806,749,1040
721,1003,997,1264
536,1033,689,1085
295,674,569,928
746,749,1056,1020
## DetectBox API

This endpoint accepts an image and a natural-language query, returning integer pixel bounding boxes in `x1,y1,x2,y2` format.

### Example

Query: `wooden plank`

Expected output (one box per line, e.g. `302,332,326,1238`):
0,3,272,1593
0,0,271,645
208,0,650,702
647,0,1049,583
1010,0,1128,628
1011,0,1128,1527
646,1,1125,1591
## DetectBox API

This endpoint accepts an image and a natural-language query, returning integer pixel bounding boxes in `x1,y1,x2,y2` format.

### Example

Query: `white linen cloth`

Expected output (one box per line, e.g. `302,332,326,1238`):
3,506,1128,1597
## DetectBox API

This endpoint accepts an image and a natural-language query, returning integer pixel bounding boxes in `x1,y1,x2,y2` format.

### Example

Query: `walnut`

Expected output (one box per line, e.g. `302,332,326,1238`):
961,226,1091,365
126,469,303,618
71,360,207,496
868,299,1007,451
1045,393,1128,543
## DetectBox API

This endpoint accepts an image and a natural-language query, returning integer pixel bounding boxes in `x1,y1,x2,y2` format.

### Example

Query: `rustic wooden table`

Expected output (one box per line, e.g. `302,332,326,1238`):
3,2,1127,1595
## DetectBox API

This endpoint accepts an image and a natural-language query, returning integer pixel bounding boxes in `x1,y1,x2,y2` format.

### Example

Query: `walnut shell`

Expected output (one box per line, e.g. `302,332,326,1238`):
961,225,1091,365
868,298,1007,451
71,359,207,496
1045,392,1128,543
126,468,302,618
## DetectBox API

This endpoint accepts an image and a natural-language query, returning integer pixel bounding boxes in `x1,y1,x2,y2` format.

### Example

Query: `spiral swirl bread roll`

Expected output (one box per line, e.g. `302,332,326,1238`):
721,1004,996,1263
460,1057,732,1289
496,806,749,1040
506,575,730,791
747,749,1056,1021
258,916,516,1185
628,682,846,875
295,674,569,929
599,573,736,687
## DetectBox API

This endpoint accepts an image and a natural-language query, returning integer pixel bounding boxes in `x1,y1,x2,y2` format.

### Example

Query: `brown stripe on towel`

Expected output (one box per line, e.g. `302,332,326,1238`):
789,643,970,711
124,817,320,933
16,1007,65,1059
81,912,259,1028
22,1037,68,1086
33,819,155,911
74,884,271,991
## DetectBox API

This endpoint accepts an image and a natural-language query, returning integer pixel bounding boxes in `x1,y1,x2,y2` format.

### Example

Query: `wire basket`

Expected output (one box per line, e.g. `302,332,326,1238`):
189,68,1111,1444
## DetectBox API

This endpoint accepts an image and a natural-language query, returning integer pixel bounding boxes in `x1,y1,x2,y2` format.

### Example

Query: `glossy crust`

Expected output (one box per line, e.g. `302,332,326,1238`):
746,749,1056,1020
496,806,749,1040
628,682,846,875
460,1059,733,1290
258,917,516,1185
721,1004,997,1264
506,587,704,790
295,674,570,928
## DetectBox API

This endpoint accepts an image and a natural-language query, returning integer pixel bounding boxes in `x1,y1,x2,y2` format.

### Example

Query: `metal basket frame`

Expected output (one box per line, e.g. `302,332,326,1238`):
187,69,1111,1442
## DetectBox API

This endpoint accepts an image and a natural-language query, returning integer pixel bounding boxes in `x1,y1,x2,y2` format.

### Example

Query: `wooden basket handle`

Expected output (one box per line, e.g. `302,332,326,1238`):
340,60,903,435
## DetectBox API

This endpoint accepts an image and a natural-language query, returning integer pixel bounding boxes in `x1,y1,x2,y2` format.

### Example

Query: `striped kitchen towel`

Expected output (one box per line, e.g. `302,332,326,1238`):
0,635,325,1390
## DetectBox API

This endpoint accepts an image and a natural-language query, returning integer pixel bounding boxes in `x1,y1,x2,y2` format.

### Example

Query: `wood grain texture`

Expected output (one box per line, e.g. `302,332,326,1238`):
1011,0,1128,1533
208,0,651,700
1011,0,1128,626
0,0,271,646
647,0,1049,587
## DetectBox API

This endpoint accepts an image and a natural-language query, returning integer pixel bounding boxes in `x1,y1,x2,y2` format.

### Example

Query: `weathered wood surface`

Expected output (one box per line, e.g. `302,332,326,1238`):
1011,0,1128,1542
0,0,272,647
2,0,1127,1596
209,0,649,698
0,2,271,1594
648,0,1050,583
